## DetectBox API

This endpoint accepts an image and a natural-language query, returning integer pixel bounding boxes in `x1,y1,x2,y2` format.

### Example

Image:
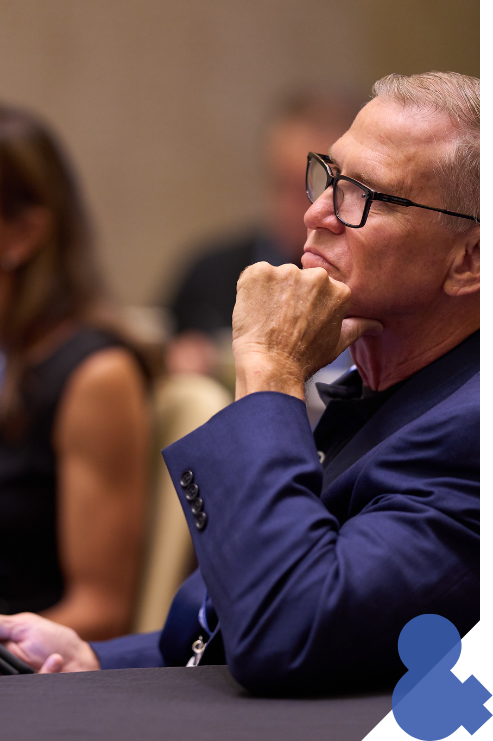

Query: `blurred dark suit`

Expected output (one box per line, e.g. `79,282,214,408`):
166,230,298,337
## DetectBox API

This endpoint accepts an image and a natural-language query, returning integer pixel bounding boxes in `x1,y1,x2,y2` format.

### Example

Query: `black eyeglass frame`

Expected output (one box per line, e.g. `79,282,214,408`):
306,152,479,228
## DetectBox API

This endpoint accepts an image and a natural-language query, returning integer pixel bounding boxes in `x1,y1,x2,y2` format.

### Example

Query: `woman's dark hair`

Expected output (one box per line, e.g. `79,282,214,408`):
0,104,137,431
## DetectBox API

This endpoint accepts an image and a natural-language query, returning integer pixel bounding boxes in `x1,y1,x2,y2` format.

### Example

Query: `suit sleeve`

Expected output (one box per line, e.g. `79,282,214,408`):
90,631,163,669
162,389,479,694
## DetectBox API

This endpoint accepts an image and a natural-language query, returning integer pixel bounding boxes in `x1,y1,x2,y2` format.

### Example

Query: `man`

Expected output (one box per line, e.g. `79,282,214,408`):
163,91,359,391
0,72,479,695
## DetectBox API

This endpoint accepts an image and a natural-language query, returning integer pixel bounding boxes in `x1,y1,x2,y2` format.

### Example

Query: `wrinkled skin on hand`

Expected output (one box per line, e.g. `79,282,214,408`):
0,612,99,674
232,263,382,400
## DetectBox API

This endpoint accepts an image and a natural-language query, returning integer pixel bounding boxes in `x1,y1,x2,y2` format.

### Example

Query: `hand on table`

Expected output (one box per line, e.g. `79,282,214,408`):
232,263,382,400
0,612,100,674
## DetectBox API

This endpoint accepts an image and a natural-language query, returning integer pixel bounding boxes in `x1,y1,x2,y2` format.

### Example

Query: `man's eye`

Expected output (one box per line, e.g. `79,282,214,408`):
369,200,389,213
373,200,403,214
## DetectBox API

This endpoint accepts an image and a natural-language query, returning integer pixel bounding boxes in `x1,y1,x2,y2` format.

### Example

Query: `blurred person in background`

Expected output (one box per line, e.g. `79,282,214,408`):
162,91,361,416
0,105,151,640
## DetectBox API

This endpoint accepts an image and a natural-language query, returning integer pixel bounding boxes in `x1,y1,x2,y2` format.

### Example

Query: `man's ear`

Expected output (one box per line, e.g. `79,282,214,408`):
443,227,480,297
0,207,53,271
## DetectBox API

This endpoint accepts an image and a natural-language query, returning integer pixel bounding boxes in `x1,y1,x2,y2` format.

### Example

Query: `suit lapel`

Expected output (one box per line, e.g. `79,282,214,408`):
320,331,479,495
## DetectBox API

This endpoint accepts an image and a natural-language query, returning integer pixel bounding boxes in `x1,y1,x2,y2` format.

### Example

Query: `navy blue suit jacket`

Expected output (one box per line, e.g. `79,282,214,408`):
94,332,479,695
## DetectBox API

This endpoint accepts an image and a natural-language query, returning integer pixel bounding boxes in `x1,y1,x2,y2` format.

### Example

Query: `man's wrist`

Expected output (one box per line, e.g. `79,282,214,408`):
234,352,306,401
73,641,101,672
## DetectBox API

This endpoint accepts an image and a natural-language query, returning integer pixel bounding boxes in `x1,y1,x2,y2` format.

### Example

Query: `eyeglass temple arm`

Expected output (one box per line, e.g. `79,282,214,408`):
372,192,479,223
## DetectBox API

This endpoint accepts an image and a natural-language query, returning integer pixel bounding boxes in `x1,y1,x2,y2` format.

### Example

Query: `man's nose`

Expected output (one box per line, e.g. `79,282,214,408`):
304,189,345,234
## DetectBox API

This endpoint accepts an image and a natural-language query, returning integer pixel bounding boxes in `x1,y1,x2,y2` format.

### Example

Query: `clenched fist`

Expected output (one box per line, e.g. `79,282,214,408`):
232,263,382,401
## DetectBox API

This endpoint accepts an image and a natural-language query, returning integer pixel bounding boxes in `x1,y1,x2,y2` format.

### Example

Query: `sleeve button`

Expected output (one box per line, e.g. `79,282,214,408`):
195,512,208,530
180,470,194,488
185,483,199,501
191,497,204,515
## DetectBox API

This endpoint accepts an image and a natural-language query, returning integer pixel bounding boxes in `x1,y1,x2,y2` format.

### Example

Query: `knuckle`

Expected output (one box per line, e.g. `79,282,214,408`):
277,263,300,282
341,284,352,301
279,263,299,274
303,266,327,286
252,261,272,273
334,281,351,302
312,267,329,284
238,261,272,284
237,264,253,281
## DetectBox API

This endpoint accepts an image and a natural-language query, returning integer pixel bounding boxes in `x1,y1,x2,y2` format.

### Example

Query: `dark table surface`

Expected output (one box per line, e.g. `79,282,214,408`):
0,665,391,741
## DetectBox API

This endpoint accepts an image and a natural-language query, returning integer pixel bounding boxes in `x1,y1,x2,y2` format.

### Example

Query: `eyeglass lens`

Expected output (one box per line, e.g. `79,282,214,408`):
335,179,368,226
306,157,329,204
307,157,368,227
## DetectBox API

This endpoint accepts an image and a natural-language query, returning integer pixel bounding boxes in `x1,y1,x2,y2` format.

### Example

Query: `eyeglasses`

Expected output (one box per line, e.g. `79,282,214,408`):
306,152,479,229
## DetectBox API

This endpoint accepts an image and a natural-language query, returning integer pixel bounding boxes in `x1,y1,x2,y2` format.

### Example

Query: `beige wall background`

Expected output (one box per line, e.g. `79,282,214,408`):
0,0,479,306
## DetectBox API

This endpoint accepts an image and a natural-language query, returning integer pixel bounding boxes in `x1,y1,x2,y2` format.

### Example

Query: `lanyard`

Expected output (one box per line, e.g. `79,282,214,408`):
198,590,220,640
187,590,220,667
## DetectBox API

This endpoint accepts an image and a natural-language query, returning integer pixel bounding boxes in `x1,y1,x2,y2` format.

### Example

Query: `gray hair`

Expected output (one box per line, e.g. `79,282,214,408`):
372,72,479,233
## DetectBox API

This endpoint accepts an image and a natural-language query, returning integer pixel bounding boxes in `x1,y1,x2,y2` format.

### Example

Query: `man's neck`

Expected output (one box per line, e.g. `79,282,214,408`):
350,308,479,391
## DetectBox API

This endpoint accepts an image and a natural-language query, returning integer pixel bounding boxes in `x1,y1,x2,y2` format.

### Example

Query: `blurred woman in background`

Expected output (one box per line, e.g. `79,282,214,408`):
0,104,150,640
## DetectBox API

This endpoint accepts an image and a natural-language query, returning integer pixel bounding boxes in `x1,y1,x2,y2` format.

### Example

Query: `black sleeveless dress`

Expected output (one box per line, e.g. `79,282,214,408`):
0,327,141,615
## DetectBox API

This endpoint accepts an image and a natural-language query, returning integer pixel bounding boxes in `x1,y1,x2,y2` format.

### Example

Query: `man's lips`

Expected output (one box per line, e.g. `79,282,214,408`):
301,247,336,271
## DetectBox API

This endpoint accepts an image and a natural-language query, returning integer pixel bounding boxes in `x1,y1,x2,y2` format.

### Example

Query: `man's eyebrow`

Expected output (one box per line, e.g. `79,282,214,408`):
327,148,403,195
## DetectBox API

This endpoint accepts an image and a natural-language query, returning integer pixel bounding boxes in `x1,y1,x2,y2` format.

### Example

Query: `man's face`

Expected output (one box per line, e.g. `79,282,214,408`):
302,97,462,323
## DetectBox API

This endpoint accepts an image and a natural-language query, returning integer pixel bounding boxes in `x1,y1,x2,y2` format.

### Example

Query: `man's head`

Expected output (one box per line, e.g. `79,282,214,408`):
302,72,480,332
372,72,479,234
262,92,360,261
